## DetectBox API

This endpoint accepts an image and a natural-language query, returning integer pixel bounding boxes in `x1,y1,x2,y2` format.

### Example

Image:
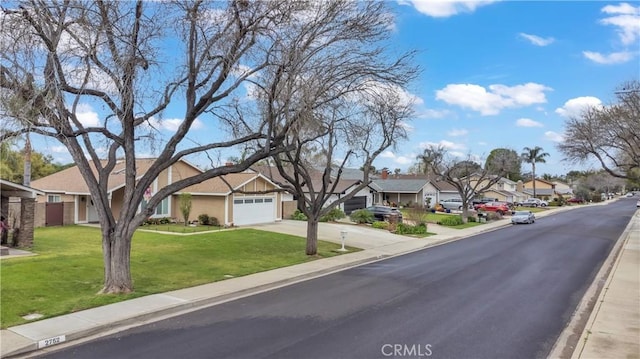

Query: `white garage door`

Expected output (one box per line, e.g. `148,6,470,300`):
233,197,276,226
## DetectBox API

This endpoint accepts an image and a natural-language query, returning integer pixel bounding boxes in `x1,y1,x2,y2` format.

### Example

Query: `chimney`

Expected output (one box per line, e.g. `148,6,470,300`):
516,180,524,193
381,169,388,180
225,162,233,166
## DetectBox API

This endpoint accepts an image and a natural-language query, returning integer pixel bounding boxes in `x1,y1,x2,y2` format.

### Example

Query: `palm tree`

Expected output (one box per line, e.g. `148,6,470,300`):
521,146,550,198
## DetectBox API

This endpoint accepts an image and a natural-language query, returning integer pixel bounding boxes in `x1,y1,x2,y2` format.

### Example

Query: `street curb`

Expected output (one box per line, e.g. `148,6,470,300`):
547,208,638,359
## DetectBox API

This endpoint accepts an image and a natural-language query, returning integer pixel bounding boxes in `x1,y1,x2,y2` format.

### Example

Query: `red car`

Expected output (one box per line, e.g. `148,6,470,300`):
567,197,585,204
477,201,510,215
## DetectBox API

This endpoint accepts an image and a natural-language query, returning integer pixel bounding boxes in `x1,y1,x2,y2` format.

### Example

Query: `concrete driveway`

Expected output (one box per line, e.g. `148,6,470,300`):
250,220,413,249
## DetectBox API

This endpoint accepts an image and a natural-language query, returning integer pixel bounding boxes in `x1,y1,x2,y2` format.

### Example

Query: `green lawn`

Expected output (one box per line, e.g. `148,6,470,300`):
0,226,352,329
139,223,222,233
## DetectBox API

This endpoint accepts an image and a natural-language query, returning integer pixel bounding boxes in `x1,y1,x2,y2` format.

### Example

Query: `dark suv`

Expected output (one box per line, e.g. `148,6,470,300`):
365,205,403,223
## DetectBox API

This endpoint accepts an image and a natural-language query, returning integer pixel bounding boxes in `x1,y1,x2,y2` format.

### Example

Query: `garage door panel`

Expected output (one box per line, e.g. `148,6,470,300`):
233,197,275,225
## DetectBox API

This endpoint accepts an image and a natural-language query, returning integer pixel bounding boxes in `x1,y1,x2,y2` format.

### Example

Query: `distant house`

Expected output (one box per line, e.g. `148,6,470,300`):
522,178,557,200
30,159,283,227
552,181,574,198
370,171,458,208
253,165,375,217
480,177,528,204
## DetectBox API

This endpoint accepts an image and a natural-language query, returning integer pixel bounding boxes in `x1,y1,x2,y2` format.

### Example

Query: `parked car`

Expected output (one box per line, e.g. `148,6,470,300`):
365,205,403,223
472,197,494,209
637,200,640,208
511,210,535,224
567,197,585,204
440,198,464,211
521,198,548,207
625,192,635,197
477,201,510,215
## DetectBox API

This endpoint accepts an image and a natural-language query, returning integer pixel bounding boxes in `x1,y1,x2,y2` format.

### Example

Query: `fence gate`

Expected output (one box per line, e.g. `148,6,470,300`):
45,202,64,226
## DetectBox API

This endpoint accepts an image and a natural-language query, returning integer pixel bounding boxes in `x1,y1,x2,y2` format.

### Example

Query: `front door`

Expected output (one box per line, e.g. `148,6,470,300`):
87,198,99,222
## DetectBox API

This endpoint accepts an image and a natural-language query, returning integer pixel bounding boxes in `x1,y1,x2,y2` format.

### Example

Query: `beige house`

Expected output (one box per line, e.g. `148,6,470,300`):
30,159,282,227
522,178,557,200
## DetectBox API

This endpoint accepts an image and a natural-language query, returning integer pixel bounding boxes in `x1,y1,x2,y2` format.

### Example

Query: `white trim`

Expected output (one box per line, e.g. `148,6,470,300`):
74,196,79,224
224,196,229,225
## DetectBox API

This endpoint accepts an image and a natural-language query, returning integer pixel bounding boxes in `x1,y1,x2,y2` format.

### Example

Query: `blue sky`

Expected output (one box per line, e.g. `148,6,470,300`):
27,1,640,177
374,0,639,176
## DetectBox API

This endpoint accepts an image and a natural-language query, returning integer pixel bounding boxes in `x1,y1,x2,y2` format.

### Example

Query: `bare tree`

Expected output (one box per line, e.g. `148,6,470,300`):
558,80,640,181
417,147,518,222
0,1,392,293
238,1,417,255
272,89,414,255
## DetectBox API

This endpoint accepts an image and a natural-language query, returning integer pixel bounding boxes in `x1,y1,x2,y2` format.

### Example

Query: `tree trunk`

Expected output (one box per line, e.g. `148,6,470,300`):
532,164,536,198
461,207,469,223
100,226,133,294
306,218,319,255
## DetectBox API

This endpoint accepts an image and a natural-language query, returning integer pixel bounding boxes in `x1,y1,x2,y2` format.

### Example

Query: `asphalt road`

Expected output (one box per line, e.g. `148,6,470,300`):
40,199,637,359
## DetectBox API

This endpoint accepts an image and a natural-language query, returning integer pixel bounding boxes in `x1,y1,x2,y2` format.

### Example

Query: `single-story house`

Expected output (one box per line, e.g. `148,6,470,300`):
30,158,283,227
370,172,459,208
253,165,375,216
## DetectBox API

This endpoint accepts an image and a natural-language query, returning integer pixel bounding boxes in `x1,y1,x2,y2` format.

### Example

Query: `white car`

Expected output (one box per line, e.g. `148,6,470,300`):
512,211,535,224
521,198,548,207
440,198,464,210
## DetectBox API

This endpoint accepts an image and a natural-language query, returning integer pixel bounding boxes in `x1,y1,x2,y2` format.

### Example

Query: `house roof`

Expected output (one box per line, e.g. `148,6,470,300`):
430,180,458,192
371,179,429,193
0,179,45,198
523,178,555,187
522,188,555,196
31,158,159,194
30,159,270,196
179,173,266,195
252,165,369,194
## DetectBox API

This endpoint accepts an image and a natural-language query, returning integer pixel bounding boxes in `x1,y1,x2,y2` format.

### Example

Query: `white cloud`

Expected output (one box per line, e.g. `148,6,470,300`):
519,33,555,46
147,117,205,132
419,140,466,151
394,156,414,165
516,118,543,127
380,150,396,159
447,128,468,136
73,103,100,127
398,0,498,18
555,96,602,118
544,131,564,142
51,146,69,153
582,50,634,64
436,82,551,116
415,108,452,119
600,3,640,45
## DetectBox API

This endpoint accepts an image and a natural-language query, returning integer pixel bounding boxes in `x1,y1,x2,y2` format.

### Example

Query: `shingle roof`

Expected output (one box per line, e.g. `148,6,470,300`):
371,179,429,193
31,158,158,194
30,159,260,195
253,165,367,194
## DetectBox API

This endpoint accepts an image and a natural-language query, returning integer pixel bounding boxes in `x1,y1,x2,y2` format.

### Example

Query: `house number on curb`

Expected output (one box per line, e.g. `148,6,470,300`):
38,335,66,349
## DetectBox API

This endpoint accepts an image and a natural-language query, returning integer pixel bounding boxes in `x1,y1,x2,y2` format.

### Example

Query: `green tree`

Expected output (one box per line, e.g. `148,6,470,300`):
0,142,69,183
179,193,192,226
521,146,550,197
484,148,522,181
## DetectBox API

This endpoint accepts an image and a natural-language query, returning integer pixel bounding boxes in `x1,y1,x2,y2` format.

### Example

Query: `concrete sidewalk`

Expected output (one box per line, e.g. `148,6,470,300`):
570,210,640,359
0,202,635,358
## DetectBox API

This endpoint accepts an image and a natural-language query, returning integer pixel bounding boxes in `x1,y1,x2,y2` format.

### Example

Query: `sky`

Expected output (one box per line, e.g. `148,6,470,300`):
22,0,640,177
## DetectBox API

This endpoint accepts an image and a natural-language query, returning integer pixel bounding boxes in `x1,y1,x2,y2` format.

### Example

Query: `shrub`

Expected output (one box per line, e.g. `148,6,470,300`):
371,221,389,229
291,210,308,221
486,211,503,221
350,209,374,224
467,216,477,223
198,214,210,225
439,215,464,226
144,217,172,225
208,216,219,226
404,206,429,225
320,208,346,222
395,222,427,235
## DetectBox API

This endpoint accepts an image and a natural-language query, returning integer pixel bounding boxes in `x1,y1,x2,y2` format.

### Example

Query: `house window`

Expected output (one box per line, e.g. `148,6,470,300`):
48,195,61,203
141,197,170,217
